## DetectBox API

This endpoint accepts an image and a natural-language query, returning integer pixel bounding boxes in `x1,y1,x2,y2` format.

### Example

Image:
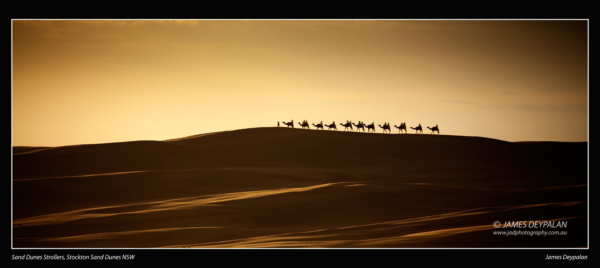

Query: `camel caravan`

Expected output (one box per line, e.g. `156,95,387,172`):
278,120,440,135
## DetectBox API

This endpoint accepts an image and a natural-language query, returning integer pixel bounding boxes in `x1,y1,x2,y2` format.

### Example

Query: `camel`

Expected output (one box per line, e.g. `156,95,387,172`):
282,120,294,128
352,121,366,132
378,122,391,134
312,121,324,130
410,123,423,134
325,121,337,131
298,120,310,129
340,120,353,131
394,122,407,134
427,124,440,134
365,122,375,133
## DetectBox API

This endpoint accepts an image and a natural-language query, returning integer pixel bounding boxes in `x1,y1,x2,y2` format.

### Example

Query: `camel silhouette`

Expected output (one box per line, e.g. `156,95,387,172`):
427,124,440,134
340,120,353,131
325,121,337,131
352,121,366,132
410,123,423,134
298,120,310,129
394,122,407,134
312,121,324,130
365,122,375,133
378,122,391,134
282,120,294,128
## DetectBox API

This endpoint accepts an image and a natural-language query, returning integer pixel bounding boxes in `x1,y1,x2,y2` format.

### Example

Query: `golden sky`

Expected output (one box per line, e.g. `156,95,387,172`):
12,20,587,146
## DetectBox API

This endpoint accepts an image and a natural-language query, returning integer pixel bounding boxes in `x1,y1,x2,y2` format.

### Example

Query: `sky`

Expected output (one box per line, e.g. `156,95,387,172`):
12,20,588,147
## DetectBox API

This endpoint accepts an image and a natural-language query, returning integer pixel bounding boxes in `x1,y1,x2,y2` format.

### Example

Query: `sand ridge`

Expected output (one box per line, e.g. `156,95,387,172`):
12,127,588,248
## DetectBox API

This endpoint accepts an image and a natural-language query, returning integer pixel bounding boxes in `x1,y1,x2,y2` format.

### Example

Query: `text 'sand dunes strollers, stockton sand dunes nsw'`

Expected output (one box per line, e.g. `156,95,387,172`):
12,127,587,248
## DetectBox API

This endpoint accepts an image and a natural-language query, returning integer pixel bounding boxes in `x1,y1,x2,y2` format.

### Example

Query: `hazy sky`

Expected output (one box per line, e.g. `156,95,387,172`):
12,20,587,146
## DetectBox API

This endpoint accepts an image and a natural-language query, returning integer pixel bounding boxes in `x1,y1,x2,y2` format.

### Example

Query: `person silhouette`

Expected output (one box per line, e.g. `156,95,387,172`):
278,121,280,127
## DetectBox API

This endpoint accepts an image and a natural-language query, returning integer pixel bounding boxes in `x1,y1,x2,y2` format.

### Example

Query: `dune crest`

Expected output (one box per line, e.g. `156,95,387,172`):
12,127,587,248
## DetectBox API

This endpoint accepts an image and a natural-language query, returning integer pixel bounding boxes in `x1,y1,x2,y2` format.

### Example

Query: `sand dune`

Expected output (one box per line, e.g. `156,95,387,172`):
12,127,587,248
